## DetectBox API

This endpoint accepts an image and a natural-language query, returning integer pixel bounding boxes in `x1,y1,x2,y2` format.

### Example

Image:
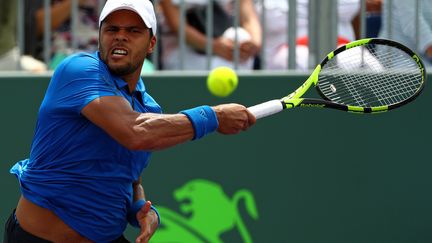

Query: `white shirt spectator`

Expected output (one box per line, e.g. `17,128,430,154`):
379,0,432,67
255,0,360,70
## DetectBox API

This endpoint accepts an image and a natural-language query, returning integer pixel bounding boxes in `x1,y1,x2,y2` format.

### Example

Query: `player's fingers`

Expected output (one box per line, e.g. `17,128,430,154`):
246,108,257,125
240,107,256,129
136,201,152,223
242,118,254,131
242,121,249,131
136,233,149,243
214,104,255,134
142,201,151,214
135,235,143,243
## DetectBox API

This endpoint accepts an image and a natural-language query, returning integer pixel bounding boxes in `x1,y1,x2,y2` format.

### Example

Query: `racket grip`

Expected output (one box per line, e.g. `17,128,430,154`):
248,100,284,119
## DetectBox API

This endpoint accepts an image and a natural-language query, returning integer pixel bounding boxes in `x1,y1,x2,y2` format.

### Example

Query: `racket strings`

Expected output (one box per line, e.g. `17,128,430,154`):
323,56,418,106
343,68,419,106
318,44,423,107
322,51,420,106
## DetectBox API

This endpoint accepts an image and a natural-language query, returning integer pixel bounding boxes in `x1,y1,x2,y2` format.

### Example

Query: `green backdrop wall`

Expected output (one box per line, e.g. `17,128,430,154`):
1,72,431,242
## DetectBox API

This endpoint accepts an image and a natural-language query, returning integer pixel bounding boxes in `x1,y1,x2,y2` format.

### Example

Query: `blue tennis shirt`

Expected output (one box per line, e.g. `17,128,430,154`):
10,52,162,242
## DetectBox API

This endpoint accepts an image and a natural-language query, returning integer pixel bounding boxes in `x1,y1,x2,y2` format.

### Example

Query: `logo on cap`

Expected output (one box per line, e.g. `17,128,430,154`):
121,3,134,8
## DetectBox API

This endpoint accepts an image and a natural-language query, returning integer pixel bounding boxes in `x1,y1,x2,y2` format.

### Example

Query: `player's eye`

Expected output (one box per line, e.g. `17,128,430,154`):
105,26,118,32
130,28,142,33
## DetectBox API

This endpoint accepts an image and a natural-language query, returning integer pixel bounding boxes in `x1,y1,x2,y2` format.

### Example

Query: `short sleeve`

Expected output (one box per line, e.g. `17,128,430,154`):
42,53,120,116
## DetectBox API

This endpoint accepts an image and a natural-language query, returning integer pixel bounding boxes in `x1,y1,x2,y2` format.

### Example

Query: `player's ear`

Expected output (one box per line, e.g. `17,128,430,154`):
147,35,157,54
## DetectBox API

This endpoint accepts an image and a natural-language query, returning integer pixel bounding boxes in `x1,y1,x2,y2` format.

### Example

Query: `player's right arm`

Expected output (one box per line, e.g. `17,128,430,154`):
81,96,255,151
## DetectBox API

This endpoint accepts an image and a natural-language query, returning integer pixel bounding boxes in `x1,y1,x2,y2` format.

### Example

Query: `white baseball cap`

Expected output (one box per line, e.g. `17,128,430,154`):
99,0,157,35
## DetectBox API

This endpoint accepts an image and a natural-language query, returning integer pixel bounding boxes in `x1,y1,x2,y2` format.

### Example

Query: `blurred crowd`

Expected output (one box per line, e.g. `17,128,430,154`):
1,0,431,73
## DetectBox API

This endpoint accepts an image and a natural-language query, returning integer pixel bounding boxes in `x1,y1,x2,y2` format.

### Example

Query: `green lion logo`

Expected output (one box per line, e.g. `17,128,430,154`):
150,179,259,243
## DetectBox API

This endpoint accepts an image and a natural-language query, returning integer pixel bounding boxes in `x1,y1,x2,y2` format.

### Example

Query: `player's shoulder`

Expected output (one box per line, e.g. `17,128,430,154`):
55,52,106,76
61,52,98,69
51,52,112,84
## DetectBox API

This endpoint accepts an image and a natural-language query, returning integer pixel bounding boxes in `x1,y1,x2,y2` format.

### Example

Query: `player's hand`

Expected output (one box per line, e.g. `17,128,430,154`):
135,201,158,243
213,104,256,134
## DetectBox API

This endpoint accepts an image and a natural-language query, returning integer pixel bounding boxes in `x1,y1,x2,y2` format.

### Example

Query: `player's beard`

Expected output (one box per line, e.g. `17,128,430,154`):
99,45,142,77
108,60,141,77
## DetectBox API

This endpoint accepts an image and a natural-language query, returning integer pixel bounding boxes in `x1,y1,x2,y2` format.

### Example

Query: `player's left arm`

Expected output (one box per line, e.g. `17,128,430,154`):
132,177,159,243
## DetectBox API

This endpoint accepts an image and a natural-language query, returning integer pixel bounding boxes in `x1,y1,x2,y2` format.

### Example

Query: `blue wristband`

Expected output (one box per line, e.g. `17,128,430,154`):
180,105,219,140
127,199,161,228
127,199,145,228
150,205,161,226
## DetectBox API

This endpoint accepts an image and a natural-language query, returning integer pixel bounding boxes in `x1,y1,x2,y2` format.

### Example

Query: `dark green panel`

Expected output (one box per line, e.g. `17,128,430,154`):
1,73,431,243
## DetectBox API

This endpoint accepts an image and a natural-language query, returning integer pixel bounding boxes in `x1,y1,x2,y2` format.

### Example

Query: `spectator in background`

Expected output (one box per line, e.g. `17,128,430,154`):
255,0,360,70
24,0,100,69
379,0,432,67
352,0,382,39
0,0,20,70
158,0,262,70
0,0,46,72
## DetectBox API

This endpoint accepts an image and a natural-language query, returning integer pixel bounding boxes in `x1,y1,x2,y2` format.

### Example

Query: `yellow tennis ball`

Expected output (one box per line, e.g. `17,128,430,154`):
207,66,238,97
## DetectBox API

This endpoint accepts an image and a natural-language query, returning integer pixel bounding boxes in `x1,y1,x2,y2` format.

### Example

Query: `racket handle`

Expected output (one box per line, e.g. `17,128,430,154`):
248,100,284,119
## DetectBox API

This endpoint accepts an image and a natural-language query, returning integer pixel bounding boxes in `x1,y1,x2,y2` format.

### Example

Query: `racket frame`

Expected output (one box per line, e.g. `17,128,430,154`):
283,38,426,114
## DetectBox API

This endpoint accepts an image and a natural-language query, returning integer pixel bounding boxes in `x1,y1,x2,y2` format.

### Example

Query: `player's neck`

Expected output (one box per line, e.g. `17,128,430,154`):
121,71,140,93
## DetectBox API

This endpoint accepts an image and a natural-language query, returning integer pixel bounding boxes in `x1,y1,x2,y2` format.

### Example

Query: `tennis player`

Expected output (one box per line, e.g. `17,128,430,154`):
4,0,256,242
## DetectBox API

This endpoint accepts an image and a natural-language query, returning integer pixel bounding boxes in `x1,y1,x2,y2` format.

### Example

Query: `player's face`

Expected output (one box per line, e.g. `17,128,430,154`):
99,10,156,80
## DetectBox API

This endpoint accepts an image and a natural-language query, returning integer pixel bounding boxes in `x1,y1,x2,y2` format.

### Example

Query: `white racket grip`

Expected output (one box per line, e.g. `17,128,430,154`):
248,100,284,119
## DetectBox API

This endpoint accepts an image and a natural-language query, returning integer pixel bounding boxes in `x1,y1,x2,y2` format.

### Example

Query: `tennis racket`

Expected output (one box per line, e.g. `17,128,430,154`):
248,38,426,119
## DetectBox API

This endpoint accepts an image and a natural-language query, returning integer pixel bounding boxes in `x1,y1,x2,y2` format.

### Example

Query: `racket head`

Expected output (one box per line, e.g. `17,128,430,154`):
315,38,426,113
